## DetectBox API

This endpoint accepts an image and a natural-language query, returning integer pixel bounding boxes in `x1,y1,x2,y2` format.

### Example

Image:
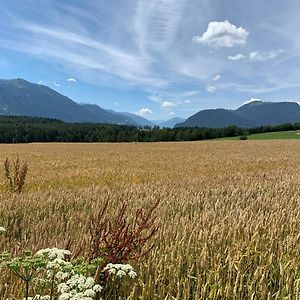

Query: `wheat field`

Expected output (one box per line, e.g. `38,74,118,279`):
1,141,300,299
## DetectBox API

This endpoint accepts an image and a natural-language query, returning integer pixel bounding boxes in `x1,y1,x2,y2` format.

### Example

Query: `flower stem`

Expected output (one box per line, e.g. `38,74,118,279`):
25,280,29,300
50,273,55,300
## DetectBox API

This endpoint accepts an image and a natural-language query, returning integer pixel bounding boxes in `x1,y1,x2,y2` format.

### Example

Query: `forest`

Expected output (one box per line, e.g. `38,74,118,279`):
0,115,300,143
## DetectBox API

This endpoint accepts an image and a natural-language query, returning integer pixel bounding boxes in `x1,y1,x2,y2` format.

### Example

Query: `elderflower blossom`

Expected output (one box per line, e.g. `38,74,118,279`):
57,274,102,300
103,263,137,278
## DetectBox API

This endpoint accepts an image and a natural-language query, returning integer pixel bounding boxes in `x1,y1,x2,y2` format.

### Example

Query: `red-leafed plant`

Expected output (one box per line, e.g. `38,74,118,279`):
89,199,159,296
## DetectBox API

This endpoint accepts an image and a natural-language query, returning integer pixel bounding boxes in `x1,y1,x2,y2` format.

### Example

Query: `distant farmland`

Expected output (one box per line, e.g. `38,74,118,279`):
1,141,300,299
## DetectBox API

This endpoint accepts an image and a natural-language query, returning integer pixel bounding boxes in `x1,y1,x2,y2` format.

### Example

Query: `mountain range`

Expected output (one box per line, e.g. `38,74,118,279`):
1,78,300,129
0,78,179,127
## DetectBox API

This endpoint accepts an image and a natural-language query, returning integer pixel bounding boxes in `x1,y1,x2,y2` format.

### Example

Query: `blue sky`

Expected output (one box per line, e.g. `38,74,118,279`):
0,0,300,120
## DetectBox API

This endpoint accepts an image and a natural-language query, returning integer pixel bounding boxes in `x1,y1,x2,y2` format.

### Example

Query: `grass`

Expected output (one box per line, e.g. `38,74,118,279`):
1,141,300,299
221,130,300,140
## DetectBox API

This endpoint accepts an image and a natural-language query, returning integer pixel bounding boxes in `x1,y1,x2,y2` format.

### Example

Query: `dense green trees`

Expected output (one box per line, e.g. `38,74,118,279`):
0,115,299,143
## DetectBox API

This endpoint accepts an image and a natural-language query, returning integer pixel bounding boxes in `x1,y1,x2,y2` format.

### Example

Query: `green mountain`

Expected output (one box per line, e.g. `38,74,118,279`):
0,78,96,122
235,101,300,125
176,101,300,128
0,78,138,125
175,109,254,128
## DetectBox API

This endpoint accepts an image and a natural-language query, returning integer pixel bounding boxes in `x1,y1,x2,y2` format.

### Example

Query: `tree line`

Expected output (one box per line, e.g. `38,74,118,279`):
0,115,300,143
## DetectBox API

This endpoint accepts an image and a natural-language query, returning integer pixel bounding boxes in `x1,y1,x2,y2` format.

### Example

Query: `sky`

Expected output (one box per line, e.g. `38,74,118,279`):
0,0,300,120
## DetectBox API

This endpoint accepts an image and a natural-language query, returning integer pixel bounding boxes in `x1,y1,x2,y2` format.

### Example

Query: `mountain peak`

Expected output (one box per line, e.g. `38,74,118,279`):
0,78,30,89
244,100,263,106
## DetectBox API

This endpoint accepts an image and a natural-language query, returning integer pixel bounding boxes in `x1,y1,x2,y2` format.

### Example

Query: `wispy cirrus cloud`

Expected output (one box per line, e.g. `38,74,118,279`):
18,22,166,87
213,74,221,81
0,4,169,88
249,49,284,62
134,0,187,54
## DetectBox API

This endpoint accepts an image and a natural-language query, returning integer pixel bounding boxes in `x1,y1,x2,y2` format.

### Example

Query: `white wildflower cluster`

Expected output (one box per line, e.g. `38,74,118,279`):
0,226,6,233
35,248,71,261
34,248,102,299
57,274,102,300
35,248,72,280
103,263,137,279
26,295,50,300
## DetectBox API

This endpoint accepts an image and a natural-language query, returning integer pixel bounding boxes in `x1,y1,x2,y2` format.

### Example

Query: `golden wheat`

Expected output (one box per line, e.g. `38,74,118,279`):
0,141,300,299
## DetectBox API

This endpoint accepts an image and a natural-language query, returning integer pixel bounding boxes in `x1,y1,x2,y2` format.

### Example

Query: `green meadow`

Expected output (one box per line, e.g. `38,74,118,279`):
221,130,300,140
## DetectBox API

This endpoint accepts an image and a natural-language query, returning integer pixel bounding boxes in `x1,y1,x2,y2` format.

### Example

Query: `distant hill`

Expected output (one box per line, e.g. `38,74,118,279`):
176,101,300,128
156,117,185,128
80,104,137,125
175,109,254,128
235,101,300,126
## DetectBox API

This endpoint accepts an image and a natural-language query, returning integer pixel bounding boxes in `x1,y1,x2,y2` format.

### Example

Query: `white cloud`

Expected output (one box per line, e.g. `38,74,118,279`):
228,54,245,61
53,81,60,87
67,78,76,82
184,100,191,104
169,111,176,115
137,108,153,116
213,74,221,81
193,20,249,48
206,85,217,93
242,97,260,105
249,50,284,62
37,80,45,85
162,101,176,108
